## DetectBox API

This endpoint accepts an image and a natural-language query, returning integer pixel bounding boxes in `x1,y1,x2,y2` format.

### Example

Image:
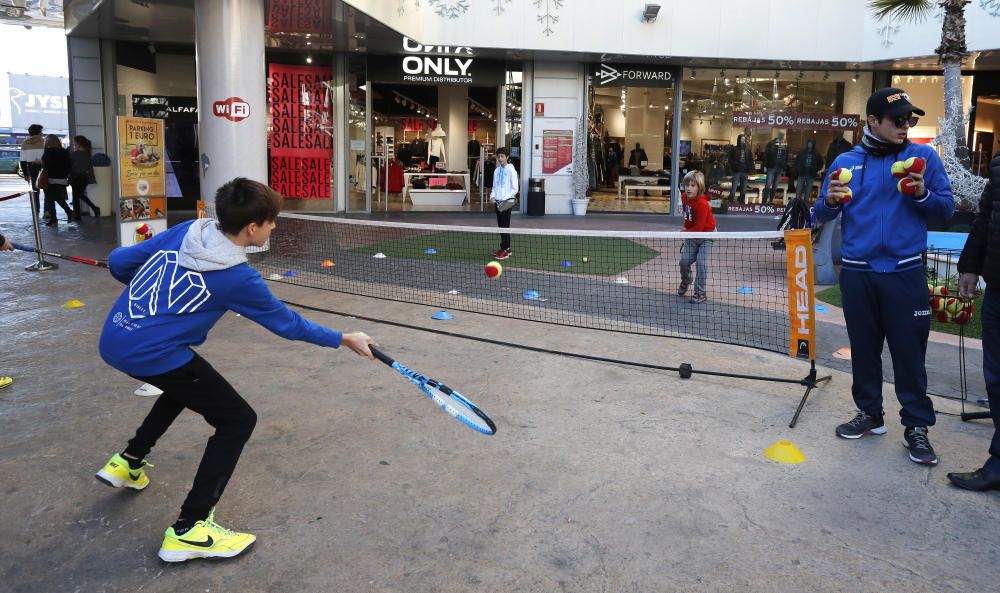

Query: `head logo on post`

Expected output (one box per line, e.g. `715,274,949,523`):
212,97,250,122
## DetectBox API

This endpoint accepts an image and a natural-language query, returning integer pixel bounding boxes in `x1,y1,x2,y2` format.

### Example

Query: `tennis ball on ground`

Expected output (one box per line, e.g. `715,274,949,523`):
904,156,926,175
582,257,589,263
485,261,503,279
897,177,918,195
829,168,853,184
891,160,908,179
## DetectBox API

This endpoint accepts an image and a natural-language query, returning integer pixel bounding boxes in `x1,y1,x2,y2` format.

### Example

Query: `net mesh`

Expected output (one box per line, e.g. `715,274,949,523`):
243,212,793,355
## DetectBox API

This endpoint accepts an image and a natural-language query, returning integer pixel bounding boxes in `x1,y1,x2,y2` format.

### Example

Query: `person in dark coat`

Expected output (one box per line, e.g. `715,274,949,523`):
727,134,753,203
70,135,101,220
793,139,823,201
40,135,75,226
762,133,788,203
628,143,648,169
955,153,1000,491
824,136,853,176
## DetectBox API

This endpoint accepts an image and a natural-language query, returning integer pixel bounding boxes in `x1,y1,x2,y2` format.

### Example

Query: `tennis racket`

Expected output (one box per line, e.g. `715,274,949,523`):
12,242,108,268
369,346,496,436
10,241,108,268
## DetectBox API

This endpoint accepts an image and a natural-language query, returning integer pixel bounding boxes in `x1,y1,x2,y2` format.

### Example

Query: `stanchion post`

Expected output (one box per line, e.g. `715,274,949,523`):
23,173,57,272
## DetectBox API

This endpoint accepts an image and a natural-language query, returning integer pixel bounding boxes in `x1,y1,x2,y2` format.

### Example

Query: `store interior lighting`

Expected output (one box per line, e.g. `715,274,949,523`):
392,90,437,119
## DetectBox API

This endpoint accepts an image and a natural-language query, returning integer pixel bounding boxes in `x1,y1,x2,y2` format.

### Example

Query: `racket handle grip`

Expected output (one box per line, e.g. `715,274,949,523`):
369,346,394,366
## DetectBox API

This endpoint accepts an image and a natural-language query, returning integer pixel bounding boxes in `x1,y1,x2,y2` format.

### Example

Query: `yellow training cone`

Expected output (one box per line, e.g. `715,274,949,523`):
321,260,335,267
63,299,86,309
764,440,806,465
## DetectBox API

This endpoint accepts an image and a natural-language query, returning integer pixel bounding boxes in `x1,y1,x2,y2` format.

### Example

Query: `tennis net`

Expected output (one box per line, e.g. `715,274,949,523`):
241,212,814,358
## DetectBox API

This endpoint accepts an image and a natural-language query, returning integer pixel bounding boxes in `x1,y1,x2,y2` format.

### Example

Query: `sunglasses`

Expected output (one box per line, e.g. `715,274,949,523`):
893,114,919,128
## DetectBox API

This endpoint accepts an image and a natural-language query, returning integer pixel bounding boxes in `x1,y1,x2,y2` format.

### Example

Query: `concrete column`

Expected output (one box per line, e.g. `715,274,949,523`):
438,86,468,171
195,0,267,205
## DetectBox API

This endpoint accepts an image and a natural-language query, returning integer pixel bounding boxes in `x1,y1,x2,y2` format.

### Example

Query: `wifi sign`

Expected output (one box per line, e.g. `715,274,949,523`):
212,97,251,122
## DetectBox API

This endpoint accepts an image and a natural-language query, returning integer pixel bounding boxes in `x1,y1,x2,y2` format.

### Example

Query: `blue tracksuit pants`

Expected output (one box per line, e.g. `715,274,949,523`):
840,267,936,427
979,286,1000,473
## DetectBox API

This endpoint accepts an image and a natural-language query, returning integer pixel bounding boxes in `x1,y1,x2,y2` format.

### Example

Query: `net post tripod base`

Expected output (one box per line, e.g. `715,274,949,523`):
25,260,58,272
789,361,832,428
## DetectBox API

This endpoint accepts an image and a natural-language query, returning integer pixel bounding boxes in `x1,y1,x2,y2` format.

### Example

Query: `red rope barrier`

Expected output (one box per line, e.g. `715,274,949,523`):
0,192,26,202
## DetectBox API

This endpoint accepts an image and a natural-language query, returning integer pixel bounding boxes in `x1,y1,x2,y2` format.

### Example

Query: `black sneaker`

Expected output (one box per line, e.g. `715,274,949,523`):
903,426,938,465
835,410,887,439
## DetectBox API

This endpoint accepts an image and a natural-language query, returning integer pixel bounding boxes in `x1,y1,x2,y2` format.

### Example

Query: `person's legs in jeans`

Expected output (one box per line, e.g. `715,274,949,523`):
679,238,698,289
980,286,1000,474
796,175,815,201
71,180,99,217
839,268,887,417
126,353,257,524
50,185,74,221
693,239,713,296
495,205,511,252
43,188,56,223
729,172,746,203
737,172,748,203
764,167,780,203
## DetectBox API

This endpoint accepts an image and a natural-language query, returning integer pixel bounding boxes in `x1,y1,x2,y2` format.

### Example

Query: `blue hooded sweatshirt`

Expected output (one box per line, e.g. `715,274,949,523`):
814,138,954,272
99,219,342,376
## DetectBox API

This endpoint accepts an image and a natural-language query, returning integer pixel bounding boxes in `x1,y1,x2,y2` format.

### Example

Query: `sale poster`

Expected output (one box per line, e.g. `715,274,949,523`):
268,63,333,199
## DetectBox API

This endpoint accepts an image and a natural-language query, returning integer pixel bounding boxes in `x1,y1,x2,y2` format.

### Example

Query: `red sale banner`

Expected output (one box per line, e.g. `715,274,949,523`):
268,64,333,199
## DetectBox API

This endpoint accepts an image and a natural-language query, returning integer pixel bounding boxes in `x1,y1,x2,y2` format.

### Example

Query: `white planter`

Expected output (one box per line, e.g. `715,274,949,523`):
409,189,467,206
571,197,589,216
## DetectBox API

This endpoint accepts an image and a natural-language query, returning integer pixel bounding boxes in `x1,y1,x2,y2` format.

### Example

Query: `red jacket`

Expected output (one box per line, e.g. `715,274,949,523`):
682,194,716,232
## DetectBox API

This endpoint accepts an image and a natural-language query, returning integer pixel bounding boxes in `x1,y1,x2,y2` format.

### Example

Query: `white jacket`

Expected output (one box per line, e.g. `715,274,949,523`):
490,163,519,203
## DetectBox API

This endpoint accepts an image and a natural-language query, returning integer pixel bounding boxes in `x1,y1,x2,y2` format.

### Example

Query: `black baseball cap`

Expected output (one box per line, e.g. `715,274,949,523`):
866,87,926,118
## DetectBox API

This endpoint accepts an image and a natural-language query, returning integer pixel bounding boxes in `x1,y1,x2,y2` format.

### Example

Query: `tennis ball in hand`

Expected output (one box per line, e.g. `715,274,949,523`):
485,261,503,279
829,168,853,184
903,156,926,175
897,177,918,195
891,160,908,178
837,187,853,203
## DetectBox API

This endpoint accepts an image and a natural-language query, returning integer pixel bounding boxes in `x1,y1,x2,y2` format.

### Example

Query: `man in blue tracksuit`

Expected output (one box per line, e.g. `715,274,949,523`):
815,88,954,465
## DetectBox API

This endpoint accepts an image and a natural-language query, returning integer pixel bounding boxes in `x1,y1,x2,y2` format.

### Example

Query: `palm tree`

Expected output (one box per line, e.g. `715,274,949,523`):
869,0,971,165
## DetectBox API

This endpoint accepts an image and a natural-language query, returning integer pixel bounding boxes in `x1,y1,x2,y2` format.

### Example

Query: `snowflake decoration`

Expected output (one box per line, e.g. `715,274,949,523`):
877,16,900,47
982,0,1000,16
428,0,468,18
534,0,563,36
933,97,988,210
493,0,512,15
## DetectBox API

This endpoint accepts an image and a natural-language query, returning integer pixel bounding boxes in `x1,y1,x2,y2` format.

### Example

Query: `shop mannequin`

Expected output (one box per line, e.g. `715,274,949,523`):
428,126,447,170
763,132,788,203
824,135,853,176
794,139,823,201
727,134,753,203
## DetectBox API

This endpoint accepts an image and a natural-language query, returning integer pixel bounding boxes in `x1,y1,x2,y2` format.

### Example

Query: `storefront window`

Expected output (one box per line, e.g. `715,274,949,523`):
680,69,865,213
586,64,676,213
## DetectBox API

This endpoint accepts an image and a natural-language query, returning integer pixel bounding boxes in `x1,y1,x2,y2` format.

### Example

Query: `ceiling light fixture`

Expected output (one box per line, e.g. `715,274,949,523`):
690,69,696,79
852,70,859,82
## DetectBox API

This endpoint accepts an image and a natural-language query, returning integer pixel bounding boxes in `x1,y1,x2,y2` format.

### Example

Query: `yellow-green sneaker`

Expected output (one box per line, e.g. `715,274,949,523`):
158,509,256,562
95,453,152,490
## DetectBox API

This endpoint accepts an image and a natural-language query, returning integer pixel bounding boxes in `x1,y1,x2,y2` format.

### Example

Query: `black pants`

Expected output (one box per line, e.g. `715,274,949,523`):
70,178,98,216
840,267,935,427
495,203,511,251
43,184,74,222
125,352,258,521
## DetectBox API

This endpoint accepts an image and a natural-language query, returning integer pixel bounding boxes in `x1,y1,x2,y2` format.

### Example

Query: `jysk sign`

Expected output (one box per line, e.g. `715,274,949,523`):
589,63,675,88
367,38,504,86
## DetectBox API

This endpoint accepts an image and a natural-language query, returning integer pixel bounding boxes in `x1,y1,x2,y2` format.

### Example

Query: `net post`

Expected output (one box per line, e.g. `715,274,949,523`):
789,359,832,428
23,175,57,272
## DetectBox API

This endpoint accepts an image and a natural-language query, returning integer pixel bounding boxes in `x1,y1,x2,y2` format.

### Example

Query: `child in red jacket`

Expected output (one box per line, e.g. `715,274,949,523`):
677,170,717,304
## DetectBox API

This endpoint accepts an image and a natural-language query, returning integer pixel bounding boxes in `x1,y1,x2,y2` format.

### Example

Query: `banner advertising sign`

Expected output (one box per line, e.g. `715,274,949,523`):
267,0,330,34
116,116,167,246
268,64,333,199
784,229,816,360
7,74,69,132
589,63,676,88
541,130,574,175
367,37,505,86
732,111,862,131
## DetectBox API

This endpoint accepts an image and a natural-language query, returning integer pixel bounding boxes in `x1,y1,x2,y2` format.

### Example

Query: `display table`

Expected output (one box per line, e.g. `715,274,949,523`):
623,184,670,204
617,175,667,199
409,189,468,207
403,172,471,204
